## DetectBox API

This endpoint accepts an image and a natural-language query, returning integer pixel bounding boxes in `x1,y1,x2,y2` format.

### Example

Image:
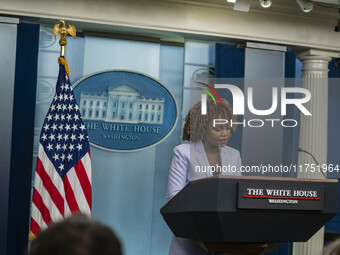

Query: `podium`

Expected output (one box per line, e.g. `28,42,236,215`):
161,176,338,254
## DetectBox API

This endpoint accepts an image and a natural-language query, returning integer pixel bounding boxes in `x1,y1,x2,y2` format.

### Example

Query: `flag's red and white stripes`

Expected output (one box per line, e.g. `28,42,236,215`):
30,58,91,240
30,143,91,239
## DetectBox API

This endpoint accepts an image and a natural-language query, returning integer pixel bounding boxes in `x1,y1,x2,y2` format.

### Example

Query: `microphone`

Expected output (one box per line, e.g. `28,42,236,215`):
297,148,326,179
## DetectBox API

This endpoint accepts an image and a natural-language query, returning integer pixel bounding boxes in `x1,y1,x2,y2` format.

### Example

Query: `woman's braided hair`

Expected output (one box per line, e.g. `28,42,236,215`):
182,97,237,141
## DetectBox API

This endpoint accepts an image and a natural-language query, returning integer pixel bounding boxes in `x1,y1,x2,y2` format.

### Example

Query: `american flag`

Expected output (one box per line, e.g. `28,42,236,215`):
30,58,92,239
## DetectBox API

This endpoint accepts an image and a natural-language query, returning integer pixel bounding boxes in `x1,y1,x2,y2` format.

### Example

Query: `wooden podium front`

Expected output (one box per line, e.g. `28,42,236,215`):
160,176,338,254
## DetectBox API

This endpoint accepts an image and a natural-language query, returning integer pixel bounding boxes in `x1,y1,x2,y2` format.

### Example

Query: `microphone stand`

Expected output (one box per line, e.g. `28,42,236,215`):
297,148,327,179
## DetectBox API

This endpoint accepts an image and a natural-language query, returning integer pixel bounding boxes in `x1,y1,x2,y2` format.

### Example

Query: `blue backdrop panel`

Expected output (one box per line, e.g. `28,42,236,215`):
282,51,299,178
264,50,297,255
285,51,297,78
327,59,340,179
216,44,294,255
82,36,161,255
0,21,17,255
215,43,245,78
78,36,184,255
242,48,285,170
325,59,340,234
150,45,184,255
8,22,39,255
215,43,245,153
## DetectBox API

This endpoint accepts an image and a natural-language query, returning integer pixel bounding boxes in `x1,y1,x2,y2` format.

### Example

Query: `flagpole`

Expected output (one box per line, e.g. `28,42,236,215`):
53,19,76,57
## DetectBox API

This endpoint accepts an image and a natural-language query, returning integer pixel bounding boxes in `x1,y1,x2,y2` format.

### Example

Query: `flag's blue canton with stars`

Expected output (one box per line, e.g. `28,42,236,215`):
40,63,90,179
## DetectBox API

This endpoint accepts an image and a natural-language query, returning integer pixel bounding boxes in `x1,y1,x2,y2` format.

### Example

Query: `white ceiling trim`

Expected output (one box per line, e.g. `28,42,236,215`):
0,0,339,52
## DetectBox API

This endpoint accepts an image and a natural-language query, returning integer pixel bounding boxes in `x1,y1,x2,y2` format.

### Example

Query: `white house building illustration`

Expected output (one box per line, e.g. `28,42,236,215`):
79,85,165,124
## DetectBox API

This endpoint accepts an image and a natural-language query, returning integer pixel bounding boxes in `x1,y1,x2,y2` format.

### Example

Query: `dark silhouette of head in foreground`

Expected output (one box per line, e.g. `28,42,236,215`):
29,214,122,255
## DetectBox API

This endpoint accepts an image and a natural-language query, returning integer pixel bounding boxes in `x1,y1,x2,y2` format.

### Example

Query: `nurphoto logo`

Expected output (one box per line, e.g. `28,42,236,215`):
199,83,312,128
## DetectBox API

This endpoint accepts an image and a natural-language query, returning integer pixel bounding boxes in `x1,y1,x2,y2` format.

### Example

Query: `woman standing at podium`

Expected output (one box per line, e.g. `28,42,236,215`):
166,97,242,255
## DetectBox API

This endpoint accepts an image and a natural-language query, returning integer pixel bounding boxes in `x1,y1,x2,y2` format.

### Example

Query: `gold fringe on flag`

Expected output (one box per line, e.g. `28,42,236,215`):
29,231,36,241
58,57,70,78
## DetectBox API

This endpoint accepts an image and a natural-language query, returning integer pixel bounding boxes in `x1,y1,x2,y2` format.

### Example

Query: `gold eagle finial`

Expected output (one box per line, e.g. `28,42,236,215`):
53,19,76,57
